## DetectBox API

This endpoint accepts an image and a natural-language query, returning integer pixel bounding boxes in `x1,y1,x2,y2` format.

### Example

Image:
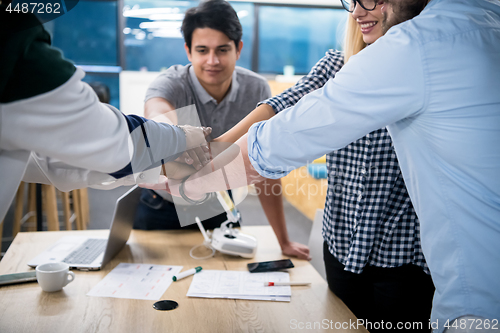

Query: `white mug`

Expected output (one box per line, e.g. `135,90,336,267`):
36,262,75,292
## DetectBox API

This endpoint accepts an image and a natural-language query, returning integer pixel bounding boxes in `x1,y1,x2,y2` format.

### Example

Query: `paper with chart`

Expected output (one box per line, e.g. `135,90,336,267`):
87,263,182,300
187,270,291,302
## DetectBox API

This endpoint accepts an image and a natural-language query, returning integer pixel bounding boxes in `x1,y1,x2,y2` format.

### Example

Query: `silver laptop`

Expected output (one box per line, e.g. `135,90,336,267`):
28,186,141,271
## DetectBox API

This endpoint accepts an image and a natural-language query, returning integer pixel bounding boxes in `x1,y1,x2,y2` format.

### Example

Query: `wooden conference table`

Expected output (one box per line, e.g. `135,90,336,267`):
0,226,368,333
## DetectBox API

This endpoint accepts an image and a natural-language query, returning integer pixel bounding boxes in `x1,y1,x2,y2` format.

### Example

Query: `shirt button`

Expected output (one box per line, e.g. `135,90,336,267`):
139,173,145,179
360,168,367,175
366,140,371,145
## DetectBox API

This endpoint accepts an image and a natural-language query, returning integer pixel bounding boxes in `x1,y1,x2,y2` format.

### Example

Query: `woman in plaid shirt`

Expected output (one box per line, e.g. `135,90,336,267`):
215,1,434,331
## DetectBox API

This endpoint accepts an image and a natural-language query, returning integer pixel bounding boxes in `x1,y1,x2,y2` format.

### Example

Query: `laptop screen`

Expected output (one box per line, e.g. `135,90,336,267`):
100,186,141,268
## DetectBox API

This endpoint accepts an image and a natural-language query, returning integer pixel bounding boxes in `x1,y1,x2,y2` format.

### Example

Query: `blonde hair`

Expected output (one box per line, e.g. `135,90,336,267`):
343,15,366,63
343,0,430,63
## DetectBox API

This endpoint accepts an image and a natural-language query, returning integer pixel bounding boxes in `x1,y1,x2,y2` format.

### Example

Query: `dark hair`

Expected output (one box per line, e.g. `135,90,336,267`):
382,0,429,34
181,0,242,51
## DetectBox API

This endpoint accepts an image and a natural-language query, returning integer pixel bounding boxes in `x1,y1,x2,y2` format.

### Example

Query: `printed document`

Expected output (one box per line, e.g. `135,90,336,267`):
187,270,291,302
87,263,182,300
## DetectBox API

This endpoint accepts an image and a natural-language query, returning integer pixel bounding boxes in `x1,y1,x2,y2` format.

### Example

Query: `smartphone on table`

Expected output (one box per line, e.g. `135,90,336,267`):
0,271,37,286
247,259,294,273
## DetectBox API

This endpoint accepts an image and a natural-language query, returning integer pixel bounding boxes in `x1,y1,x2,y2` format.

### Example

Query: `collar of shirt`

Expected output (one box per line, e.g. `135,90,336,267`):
188,65,239,106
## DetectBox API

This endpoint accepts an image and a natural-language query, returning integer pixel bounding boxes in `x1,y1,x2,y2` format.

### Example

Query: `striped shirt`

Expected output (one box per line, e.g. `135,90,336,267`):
260,50,428,274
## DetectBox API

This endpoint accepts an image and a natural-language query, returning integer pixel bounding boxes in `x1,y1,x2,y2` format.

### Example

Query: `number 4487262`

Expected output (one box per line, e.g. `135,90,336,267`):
444,318,499,330
5,2,61,14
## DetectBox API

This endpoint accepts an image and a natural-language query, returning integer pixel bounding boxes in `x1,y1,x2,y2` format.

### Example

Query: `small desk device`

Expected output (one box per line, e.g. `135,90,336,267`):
195,192,257,258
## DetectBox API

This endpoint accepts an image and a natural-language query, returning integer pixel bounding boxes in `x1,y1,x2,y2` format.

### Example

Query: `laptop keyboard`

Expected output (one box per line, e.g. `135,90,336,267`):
62,239,107,265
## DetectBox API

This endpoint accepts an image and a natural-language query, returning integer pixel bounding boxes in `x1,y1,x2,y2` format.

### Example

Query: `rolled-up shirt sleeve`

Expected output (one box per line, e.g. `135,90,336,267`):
247,31,426,178
109,112,186,180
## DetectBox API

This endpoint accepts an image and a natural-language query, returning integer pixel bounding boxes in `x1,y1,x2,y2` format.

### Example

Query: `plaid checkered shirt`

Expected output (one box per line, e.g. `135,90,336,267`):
260,50,429,274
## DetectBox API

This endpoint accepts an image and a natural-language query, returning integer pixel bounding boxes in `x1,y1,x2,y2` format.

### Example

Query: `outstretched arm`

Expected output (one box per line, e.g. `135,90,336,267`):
214,104,275,143
144,97,211,177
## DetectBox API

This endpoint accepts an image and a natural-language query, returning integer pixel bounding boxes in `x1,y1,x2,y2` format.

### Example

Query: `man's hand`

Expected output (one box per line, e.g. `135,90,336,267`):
176,125,212,170
281,241,311,261
177,146,210,170
181,125,211,149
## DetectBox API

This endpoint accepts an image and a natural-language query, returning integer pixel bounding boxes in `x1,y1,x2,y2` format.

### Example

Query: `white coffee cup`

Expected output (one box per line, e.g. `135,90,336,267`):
36,262,75,292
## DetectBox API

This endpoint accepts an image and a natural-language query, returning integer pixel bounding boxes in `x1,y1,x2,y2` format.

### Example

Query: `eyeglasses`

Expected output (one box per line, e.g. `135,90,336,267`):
341,0,378,13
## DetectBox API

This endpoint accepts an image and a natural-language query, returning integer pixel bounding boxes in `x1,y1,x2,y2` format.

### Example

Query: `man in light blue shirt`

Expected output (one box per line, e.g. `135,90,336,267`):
246,0,500,331
163,0,500,331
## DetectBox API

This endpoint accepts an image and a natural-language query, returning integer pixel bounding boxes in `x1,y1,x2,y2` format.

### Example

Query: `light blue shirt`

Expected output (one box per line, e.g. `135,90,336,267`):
248,0,500,330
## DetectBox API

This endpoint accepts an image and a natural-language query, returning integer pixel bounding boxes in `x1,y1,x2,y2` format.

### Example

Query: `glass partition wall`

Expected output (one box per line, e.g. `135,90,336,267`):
44,0,347,107
257,5,346,74
44,0,121,108
122,1,254,71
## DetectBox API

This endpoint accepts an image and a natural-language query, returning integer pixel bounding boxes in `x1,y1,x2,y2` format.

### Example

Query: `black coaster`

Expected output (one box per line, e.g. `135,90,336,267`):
153,300,179,311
